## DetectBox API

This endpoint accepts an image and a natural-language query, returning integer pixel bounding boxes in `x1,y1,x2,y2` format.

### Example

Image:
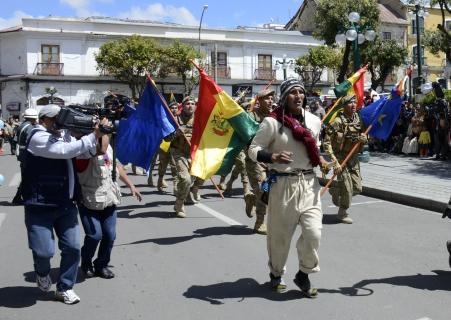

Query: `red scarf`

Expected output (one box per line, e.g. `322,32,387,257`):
270,106,321,167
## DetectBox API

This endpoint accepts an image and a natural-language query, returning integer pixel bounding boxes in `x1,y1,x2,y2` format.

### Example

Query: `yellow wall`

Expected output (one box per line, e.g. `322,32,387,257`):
407,7,446,81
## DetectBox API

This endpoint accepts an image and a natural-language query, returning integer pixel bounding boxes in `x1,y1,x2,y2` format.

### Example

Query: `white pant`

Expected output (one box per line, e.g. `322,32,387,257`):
267,173,322,277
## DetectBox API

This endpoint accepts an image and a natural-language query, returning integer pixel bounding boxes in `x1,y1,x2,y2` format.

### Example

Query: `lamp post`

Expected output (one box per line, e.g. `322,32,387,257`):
404,58,415,102
406,0,428,94
335,12,376,71
46,86,57,104
275,54,295,80
198,4,208,54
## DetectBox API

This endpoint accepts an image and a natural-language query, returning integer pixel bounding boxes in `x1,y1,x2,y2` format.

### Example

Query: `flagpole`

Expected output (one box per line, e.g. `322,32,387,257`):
320,124,373,197
146,73,225,200
321,97,342,124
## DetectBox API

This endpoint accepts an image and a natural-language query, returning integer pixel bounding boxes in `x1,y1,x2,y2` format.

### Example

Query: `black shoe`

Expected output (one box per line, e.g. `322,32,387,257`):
293,271,318,298
447,241,451,269
81,261,95,278
95,267,115,279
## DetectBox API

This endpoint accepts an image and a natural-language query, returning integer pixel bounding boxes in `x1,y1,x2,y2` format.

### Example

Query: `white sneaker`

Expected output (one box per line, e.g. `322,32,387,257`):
36,274,52,292
55,289,81,304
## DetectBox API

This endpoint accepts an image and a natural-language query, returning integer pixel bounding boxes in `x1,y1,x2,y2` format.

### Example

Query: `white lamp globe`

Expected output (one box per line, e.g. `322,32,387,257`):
357,33,365,44
348,12,360,23
418,9,424,17
364,29,376,41
335,33,346,44
346,29,358,41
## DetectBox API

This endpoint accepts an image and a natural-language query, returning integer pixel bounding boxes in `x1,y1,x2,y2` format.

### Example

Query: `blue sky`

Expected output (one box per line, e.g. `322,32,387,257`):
0,0,304,29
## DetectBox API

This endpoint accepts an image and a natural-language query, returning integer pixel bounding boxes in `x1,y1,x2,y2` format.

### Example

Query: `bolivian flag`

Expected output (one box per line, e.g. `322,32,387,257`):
190,68,259,180
323,66,367,126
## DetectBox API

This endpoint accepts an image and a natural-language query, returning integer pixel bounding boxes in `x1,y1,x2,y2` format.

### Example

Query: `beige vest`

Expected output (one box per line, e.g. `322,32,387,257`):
77,146,121,210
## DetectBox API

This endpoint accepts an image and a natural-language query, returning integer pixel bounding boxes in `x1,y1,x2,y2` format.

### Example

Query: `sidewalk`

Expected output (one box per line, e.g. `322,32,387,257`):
318,152,451,213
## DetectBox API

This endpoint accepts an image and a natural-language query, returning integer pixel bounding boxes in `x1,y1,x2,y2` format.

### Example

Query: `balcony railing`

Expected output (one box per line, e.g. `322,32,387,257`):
207,65,231,79
254,69,276,81
34,63,64,76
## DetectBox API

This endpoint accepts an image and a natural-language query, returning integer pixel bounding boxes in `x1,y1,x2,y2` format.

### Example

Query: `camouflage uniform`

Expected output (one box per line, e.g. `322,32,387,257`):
323,111,365,222
245,105,270,234
219,150,249,195
170,112,202,217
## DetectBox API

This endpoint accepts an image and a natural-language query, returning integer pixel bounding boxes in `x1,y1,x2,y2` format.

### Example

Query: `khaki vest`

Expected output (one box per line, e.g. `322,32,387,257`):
330,112,363,157
77,147,121,210
170,114,194,154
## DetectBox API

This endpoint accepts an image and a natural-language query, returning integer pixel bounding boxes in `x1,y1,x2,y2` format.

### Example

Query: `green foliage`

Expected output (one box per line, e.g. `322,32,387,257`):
360,39,408,90
95,35,162,99
161,40,201,95
423,29,448,56
421,89,451,105
295,46,342,92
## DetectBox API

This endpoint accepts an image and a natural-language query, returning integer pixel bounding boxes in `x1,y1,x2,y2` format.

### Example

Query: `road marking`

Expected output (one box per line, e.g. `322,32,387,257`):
416,317,432,320
195,203,243,226
0,213,6,229
328,200,385,208
8,172,21,187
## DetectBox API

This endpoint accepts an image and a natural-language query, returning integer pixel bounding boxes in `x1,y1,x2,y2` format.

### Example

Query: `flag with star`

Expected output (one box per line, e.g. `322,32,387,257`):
190,66,259,180
359,76,407,140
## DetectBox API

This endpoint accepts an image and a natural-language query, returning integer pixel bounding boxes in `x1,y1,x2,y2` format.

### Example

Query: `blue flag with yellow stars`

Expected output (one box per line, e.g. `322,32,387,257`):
359,77,406,140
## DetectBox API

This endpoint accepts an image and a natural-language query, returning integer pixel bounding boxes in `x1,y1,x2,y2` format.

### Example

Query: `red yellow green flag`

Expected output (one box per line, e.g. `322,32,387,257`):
333,66,367,109
190,68,259,180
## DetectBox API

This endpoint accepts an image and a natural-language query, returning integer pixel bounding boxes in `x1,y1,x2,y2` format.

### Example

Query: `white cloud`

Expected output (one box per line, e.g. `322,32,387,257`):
119,3,198,26
60,0,102,17
0,11,32,30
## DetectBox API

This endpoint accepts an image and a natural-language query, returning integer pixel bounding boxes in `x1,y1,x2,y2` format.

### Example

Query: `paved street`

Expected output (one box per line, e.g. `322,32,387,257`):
0,151,450,320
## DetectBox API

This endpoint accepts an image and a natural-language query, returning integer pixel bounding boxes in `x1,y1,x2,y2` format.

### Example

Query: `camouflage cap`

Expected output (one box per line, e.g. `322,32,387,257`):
182,96,196,105
256,88,275,99
341,95,356,105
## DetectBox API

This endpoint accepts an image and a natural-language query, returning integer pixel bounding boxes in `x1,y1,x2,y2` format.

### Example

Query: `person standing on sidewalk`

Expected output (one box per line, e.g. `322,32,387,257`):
76,134,142,279
442,195,451,268
244,89,275,235
21,104,105,304
249,79,329,297
323,96,367,224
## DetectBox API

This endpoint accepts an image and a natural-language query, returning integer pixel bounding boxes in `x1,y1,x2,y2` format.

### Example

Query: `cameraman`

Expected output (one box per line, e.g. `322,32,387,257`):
21,104,106,304
75,134,142,279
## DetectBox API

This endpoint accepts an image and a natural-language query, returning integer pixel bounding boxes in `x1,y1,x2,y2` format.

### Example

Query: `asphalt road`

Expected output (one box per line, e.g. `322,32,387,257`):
0,152,450,320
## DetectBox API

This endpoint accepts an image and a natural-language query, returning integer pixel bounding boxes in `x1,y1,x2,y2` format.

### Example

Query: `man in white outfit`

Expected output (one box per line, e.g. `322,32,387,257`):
248,78,329,298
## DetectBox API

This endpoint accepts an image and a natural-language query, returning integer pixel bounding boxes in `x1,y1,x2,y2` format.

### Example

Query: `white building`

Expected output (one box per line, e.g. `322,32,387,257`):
0,16,326,118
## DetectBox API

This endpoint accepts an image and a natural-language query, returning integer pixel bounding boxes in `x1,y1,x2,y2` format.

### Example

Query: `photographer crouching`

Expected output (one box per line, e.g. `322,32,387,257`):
21,104,107,304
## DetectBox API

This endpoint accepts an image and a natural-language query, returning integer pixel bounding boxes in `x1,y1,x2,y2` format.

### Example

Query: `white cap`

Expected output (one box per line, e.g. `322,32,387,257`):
39,104,61,118
24,108,38,119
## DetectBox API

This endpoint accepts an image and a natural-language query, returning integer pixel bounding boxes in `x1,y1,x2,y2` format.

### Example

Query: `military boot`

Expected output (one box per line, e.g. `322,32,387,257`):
157,176,168,191
244,193,256,218
242,181,251,195
218,175,226,191
223,180,234,196
337,207,353,224
191,186,201,202
147,174,155,187
185,191,198,205
254,214,267,235
174,199,186,218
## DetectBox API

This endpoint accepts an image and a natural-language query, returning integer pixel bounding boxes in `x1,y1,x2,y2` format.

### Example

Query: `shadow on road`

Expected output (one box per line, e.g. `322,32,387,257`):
117,200,174,212
0,201,19,207
351,270,451,292
322,214,341,225
0,286,55,308
23,267,86,285
183,278,303,304
117,225,253,247
117,209,173,219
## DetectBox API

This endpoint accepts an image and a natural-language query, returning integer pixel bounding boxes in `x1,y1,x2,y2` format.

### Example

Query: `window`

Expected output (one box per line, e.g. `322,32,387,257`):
211,52,227,67
258,54,272,70
41,45,60,63
446,20,451,31
382,32,391,40
411,17,424,35
412,45,425,65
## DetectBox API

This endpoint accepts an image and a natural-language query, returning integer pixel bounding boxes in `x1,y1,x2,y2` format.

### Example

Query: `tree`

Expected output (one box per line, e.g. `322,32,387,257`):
95,35,163,100
295,46,342,93
161,40,201,96
425,0,451,63
314,0,379,82
360,39,407,90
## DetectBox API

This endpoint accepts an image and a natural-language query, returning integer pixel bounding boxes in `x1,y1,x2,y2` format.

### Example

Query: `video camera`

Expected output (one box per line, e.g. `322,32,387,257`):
424,82,449,119
55,95,132,135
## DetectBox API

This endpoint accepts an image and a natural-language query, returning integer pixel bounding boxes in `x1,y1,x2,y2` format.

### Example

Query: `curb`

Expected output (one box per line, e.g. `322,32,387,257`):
317,176,447,214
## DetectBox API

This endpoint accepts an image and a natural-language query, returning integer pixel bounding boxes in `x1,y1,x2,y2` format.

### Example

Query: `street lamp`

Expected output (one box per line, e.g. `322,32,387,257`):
274,54,295,80
405,0,429,93
198,4,208,53
335,12,376,71
404,58,415,101
45,86,57,103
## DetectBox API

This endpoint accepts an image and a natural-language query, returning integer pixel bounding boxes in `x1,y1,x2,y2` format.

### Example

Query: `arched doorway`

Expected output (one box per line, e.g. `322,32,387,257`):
36,96,65,106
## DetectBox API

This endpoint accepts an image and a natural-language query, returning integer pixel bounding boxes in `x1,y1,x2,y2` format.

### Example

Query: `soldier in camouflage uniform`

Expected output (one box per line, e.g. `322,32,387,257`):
170,96,202,218
323,95,367,224
245,89,275,235
218,150,250,196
